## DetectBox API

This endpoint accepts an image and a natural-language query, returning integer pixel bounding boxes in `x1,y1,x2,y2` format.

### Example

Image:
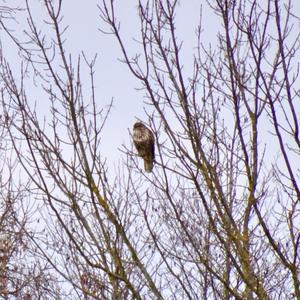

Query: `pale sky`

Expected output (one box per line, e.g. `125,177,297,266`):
2,1,299,172
1,1,222,170
52,1,207,166
1,1,300,298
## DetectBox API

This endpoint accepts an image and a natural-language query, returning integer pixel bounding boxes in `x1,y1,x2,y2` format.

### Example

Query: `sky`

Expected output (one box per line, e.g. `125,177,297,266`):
0,1,299,298
1,0,299,173
1,0,229,173
59,0,207,166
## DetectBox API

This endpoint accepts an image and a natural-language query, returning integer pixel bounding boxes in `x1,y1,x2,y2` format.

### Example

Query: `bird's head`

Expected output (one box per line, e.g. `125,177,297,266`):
133,122,144,129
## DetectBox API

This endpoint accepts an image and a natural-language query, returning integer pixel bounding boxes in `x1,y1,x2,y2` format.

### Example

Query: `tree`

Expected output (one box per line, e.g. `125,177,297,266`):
0,103,60,299
0,0,299,299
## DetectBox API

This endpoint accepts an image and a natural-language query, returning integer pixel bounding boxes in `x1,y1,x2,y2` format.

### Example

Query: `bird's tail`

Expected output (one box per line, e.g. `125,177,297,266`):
144,159,154,172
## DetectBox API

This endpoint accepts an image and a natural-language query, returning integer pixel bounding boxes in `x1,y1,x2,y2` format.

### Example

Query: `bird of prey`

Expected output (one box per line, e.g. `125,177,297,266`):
133,122,155,172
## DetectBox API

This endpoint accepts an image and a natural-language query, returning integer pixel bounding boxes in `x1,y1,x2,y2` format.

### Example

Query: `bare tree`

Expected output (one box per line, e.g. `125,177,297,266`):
0,3,65,299
0,117,62,299
98,1,300,299
0,0,299,299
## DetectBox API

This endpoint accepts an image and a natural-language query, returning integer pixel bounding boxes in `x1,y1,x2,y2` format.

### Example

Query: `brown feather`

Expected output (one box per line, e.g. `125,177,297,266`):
133,122,155,172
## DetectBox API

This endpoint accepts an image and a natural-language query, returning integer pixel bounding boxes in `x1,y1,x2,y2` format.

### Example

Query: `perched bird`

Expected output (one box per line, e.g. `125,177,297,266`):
133,122,155,172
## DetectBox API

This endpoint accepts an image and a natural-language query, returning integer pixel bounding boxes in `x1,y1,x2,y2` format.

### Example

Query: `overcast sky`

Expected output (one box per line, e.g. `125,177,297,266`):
1,0,233,170
55,1,206,166
3,0,299,172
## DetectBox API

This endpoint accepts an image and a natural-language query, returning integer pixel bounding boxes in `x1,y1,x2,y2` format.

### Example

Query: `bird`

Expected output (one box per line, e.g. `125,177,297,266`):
132,122,155,172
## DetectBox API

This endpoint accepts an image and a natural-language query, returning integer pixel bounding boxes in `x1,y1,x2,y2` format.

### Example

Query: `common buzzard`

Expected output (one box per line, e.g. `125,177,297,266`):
133,122,155,172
